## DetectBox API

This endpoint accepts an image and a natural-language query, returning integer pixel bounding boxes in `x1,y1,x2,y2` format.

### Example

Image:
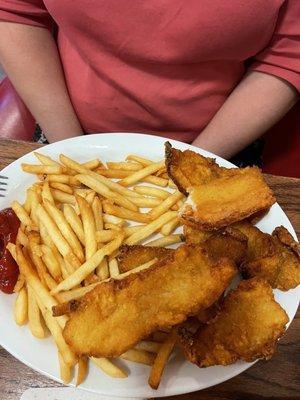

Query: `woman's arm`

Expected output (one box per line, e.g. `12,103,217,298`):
192,71,298,159
0,22,83,142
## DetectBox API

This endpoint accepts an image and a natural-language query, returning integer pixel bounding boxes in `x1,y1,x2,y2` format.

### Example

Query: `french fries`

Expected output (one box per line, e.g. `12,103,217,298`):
7,149,188,387
148,331,177,389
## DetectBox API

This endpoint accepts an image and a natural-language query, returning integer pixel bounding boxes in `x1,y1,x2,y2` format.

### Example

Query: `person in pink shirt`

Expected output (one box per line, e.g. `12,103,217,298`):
0,0,299,160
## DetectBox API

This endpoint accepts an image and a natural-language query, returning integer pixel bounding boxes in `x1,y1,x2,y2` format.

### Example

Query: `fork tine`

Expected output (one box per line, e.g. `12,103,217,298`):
0,175,8,179
0,182,8,186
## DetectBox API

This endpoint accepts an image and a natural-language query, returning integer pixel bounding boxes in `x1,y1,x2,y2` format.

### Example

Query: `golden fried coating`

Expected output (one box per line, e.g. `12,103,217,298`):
58,245,236,358
240,226,300,291
181,168,275,230
184,225,247,265
165,142,220,195
178,278,288,366
117,245,173,273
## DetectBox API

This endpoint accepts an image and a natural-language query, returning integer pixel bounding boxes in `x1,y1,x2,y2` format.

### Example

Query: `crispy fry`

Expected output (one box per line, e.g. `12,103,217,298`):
75,174,138,212
91,357,127,378
41,244,62,281
28,188,40,226
126,211,177,245
148,331,176,389
126,154,153,166
76,356,88,386
108,258,119,278
119,160,165,187
42,182,55,204
97,169,168,186
120,349,155,365
13,286,28,326
103,202,151,224
11,201,32,227
16,228,29,247
81,159,101,170
85,191,96,205
160,217,180,236
52,189,76,205
145,234,183,248
51,233,124,293
22,164,63,175
56,283,100,303
46,174,71,184
63,204,85,246
13,273,25,293
96,257,110,280
92,196,103,231
125,196,161,208
149,191,183,220
34,152,62,167
133,186,170,199
76,195,97,260
103,213,126,226
107,161,142,171
58,351,72,384
27,284,45,339
96,230,117,243
50,182,74,194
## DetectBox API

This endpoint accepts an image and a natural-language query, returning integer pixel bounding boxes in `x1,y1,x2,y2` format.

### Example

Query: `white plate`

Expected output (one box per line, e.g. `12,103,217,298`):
0,133,299,398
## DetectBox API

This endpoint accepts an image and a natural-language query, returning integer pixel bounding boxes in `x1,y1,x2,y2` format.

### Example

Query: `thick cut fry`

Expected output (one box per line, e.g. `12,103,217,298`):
92,197,103,231
35,294,77,366
149,191,183,220
76,174,138,212
108,258,119,278
126,211,177,245
119,161,165,187
60,245,236,357
51,189,76,205
13,286,28,326
58,351,72,384
126,155,153,166
41,245,62,281
22,164,63,175
51,233,124,293
63,205,85,245
43,200,85,264
59,154,140,198
96,230,117,243
91,357,127,378
50,182,73,194
107,161,142,171
81,159,101,170
11,201,32,227
103,202,151,224
34,152,62,167
27,285,45,339
145,234,183,248
15,245,67,328
76,356,88,386
160,217,180,236
76,195,97,260
133,186,170,199
96,257,110,280
36,204,80,270
148,331,177,389
135,341,161,353
120,349,155,365
125,196,161,208
42,182,55,204
47,174,71,184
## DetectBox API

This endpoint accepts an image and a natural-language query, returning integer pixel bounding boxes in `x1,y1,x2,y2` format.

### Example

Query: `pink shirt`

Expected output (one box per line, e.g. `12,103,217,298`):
0,0,300,142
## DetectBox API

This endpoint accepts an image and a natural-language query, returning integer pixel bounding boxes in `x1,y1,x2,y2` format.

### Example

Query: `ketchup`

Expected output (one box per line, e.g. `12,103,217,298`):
0,208,20,293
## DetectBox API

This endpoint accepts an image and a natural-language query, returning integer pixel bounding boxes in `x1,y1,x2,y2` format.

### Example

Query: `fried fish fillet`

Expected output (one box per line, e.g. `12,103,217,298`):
117,245,173,273
240,226,300,290
56,245,236,357
184,225,247,265
181,168,275,230
178,278,288,367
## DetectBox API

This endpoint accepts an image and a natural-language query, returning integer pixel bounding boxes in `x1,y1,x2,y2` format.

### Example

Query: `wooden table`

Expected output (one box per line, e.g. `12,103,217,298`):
0,139,299,400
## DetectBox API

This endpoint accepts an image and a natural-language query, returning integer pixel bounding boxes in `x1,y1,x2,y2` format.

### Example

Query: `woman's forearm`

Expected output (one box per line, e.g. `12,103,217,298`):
0,22,83,142
193,71,299,159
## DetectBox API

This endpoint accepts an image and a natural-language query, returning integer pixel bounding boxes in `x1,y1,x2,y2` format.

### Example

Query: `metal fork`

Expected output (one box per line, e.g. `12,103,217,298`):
0,175,8,197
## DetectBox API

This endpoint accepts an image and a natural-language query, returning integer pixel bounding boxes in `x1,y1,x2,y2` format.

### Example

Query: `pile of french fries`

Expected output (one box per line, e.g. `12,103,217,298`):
7,150,186,389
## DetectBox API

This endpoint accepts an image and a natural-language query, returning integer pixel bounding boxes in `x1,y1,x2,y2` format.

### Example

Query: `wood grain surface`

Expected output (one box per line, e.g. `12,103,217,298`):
0,139,299,400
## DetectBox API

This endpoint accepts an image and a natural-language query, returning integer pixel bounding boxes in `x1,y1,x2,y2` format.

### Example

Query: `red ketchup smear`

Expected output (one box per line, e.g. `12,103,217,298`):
0,208,20,293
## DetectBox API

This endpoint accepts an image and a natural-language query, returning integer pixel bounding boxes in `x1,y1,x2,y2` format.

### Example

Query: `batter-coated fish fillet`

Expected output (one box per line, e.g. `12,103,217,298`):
178,278,288,367
56,244,236,357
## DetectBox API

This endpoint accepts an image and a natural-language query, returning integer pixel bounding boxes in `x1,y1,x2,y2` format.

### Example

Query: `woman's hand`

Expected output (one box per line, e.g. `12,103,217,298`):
192,71,298,159
0,22,83,142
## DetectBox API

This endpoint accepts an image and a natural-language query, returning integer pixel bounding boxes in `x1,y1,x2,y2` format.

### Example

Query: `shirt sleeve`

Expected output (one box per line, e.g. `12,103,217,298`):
249,0,300,91
0,0,53,30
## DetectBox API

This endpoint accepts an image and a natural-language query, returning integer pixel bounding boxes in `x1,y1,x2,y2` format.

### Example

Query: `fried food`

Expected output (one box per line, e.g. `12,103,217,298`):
117,245,173,273
181,167,275,230
178,278,288,367
165,142,220,195
240,226,300,291
56,244,236,357
184,225,247,265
